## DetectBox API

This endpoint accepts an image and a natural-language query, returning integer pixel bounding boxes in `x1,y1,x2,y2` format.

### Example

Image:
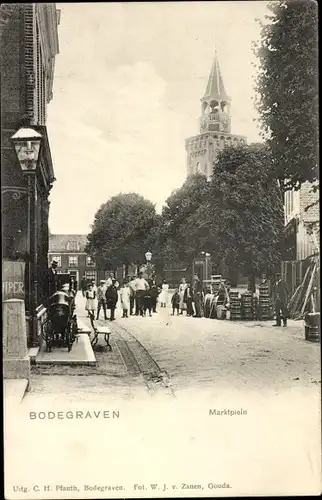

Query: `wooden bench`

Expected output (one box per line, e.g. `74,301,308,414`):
91,325,112,351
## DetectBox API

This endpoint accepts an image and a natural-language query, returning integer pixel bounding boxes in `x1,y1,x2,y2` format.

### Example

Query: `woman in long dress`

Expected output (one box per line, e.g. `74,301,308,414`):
159,279,169,308
120,282,131,318
85,284,97,318
178,277,188,315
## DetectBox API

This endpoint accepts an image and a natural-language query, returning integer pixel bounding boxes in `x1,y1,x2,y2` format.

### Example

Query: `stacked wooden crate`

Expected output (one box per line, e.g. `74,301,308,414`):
241,291,254,320
230,290,241,320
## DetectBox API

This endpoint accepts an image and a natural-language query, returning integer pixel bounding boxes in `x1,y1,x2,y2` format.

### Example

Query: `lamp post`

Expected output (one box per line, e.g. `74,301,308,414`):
11,127,43,347
201,251,211,282
144,250,154,281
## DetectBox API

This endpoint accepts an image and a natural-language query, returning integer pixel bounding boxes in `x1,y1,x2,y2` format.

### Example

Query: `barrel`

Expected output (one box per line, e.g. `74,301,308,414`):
204,294,213,318
216,305,227,320
304,313,321,343
305,326,320,342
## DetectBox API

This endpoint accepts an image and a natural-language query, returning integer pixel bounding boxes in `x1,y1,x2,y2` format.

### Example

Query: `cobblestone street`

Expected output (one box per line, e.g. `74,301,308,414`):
26,293,320,403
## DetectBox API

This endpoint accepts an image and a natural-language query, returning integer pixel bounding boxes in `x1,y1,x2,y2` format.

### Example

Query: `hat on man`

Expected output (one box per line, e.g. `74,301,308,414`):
52,259,58,265
100,280,106,284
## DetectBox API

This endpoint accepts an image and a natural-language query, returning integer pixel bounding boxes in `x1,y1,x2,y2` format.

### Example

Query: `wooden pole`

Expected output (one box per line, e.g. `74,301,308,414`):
300,264,317,316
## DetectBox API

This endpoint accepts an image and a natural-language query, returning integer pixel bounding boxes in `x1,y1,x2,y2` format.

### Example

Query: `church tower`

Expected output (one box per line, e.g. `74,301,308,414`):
185,50,246,179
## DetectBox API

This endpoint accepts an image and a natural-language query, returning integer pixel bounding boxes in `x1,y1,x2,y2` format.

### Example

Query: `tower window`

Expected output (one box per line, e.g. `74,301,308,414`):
196,162,201,173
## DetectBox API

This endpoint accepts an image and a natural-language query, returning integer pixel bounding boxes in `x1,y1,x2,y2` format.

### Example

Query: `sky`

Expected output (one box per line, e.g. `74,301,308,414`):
47,1,269,234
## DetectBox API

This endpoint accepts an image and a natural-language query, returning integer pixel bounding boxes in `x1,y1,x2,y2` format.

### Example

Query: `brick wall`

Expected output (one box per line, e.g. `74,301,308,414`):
23,4,35,123
0,6,22,122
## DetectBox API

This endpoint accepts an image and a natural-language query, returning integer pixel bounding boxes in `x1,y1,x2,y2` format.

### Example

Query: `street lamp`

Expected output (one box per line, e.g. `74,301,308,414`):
11,127,43,347
144,251,154,281
201,251,211,282
145,250,152,262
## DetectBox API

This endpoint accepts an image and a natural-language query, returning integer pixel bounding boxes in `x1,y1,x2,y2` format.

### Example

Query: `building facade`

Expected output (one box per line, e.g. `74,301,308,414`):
185,51,246,179
48,235,99,285
1,4,60,344
284,183,319,261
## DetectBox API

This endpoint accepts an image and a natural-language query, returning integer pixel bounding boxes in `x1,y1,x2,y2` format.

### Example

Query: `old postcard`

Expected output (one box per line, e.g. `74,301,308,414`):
2,1,320,498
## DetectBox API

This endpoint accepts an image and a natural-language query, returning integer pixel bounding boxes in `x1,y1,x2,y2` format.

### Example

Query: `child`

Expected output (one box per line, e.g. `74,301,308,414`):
120,282,131,318
143,290,153,317
171,289,180,315
85,283,97,319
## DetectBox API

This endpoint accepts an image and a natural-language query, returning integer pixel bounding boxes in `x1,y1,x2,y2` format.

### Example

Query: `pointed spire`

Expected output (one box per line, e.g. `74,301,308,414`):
202,50,229,101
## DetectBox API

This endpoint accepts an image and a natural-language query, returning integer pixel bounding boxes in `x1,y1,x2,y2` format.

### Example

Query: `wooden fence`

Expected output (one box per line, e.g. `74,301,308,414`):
281,257,319,299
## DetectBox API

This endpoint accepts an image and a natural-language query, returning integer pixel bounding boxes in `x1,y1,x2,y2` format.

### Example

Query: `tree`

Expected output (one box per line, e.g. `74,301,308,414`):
148,174,212,267
253,0,318,192
208,144,284,286
86,193,156,273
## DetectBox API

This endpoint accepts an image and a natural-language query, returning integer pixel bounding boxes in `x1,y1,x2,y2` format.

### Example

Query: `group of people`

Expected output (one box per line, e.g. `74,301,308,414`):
46,260,289,326
171,275,205,317
171,273,290,326
81,272,172,321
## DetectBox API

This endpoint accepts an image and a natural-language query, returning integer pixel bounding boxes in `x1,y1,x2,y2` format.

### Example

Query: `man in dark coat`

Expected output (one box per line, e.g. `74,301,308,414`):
271,273,289,327
184,283,194,316
150,280,160,313
46,259,58,298
105,278,118,321
192,274,203,318
80,276,87,297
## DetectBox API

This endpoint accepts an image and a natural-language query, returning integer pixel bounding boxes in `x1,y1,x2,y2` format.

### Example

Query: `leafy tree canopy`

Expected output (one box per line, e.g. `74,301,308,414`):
151,145,284,280
86,193,156,269
148,174,212,266
208,144,284,277
253,0,318,191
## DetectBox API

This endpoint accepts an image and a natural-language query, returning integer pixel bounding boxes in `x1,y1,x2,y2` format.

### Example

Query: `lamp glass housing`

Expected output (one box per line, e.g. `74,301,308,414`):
11,128,42,173
145,251,152,262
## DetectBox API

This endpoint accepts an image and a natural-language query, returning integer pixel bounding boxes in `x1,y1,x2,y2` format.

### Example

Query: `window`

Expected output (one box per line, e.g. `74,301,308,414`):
85,270,97,281
196,162,201,173
86,256,95,267
51,256,61,267
68,256,78,267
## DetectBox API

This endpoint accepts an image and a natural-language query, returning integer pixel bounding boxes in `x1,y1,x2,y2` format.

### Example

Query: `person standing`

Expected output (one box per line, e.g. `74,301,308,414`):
105,278,119,321
96,280,108,320
120,281,131,318
183,283,194,316
143,289,153,317
134,272,149,316
178,277,188,315
171,289,180,315
106,272,119,289
159,279,169,308
80,275,87,297
192,274,203,317
46,259,58,298
128,276,137,315
271,273,289,327
85,283,97,319
150,280,160,313
215,279,230,307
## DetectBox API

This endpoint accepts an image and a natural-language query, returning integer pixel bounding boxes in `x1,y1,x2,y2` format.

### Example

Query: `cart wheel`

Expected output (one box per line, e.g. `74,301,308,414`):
66,325,73,352
45,320,54,352
71,316,78,343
